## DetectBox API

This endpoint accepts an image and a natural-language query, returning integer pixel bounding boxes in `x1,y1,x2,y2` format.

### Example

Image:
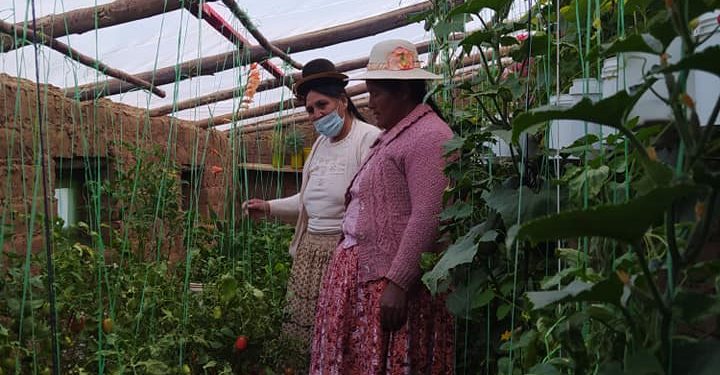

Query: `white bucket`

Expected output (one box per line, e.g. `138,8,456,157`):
547,78,605,150
691,11,720,126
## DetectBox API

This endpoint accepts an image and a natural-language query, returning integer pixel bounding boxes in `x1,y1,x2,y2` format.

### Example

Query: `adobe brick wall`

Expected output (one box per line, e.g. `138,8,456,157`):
0,73,229,262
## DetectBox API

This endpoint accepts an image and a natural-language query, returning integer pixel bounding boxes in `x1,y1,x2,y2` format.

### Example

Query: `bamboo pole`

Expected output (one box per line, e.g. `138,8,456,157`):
0,0,217,52
149,40,434,117
0,19,165,98
66,1,437,101
221,0,303,70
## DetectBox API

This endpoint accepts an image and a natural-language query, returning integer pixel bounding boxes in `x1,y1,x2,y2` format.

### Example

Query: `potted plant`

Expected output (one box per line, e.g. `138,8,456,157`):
284,129,305,169
269,131,284,168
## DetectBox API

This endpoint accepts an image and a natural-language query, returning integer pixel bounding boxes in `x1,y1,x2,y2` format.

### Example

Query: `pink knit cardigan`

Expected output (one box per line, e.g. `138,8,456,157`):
344,104,452,291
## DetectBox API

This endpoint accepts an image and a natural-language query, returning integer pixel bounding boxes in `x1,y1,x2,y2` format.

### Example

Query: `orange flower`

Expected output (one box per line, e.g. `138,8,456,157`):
695,201,706,221
500,330,512,341
387,47,416,71
646,146,658,161
210,165,223,175
616,270,630,285
681,93,695,109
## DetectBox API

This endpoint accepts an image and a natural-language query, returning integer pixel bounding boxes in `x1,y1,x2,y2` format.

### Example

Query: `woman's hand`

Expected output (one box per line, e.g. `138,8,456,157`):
241,198,271,221
380,279,408,332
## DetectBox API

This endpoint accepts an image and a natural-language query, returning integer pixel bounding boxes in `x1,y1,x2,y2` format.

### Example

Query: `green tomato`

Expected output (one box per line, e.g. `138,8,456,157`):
182,364,191,374
212,306,222,320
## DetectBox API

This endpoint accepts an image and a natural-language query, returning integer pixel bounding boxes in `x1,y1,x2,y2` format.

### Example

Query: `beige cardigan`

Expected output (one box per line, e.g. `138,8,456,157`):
268,119,380,257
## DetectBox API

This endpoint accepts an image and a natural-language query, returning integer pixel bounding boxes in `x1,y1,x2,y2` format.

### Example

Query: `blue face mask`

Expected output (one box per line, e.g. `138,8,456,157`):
313,110,344,138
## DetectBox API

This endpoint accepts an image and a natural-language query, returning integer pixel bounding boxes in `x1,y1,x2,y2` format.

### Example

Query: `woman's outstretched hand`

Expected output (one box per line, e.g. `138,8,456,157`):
242,198,271,221
380,279,408,332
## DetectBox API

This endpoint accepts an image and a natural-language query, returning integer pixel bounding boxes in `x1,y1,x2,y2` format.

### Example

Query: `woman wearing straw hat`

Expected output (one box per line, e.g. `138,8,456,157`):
310,40,454,373
242,59,380,351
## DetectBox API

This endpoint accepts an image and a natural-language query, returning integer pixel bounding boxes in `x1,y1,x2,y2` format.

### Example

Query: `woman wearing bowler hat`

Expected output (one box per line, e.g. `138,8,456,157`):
242,59,380,352
311,40,455,374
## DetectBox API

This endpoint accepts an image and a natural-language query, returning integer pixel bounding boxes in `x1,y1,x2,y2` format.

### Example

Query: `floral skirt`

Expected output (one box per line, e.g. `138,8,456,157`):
310,245,455,374
282,232,342,348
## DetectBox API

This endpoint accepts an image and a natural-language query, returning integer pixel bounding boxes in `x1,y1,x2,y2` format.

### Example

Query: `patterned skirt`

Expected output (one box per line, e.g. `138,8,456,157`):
310,245,455,374
282,231,342,348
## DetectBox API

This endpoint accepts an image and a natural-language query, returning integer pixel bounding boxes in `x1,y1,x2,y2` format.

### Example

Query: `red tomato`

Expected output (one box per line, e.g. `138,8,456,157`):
234,335,248,352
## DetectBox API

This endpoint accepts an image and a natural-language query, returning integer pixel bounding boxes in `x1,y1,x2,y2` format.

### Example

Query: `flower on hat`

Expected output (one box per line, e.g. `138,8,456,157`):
515,32,529,42
387,47,416,71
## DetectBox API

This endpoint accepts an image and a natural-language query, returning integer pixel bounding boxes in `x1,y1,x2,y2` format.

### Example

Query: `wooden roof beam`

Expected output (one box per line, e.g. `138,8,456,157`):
185,2,288,83
66,1,439,101
0,0,217,52
201,52,487,129
221,0,302,70
0,19,165,98
148,40,435,117
197,83,368,129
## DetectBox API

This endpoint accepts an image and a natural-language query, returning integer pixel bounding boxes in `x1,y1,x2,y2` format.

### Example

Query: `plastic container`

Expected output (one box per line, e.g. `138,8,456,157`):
547,78,605,150
690,11,720,126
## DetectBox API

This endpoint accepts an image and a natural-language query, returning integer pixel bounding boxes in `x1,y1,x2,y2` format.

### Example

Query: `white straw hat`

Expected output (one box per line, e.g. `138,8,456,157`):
351,39,442,80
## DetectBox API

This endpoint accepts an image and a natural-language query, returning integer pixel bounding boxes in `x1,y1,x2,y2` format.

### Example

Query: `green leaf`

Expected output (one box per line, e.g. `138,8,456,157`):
527,277,623,310
422,224,482,294
497,303,511,320
590,34,663,60
512,89,646,143
597,361,624,375
449,0,514,17
460,29,496,51
625,350,663,375
473,289,496,310
444,135,466,155
446,271,493,319
527,280,593,309
528,363,562,375
433,13,466,37
440,201,474,221
516,185,702,244
673,340,720,375
218,276,238,304
660,46,720,78
483,185,559,227
674,290,720,322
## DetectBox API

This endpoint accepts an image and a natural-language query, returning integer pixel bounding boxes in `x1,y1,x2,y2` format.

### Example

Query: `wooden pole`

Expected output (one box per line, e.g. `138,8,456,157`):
221,0,303,70
0,19,165,98
0,0,217,52
197,83,368,129
185,2,289,83
66,1,436,101
200,52,485,128
148,40,433,117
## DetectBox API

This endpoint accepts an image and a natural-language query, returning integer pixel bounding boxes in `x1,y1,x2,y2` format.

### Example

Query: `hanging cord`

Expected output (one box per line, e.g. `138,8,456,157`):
29,0,61,372
508,0,534,371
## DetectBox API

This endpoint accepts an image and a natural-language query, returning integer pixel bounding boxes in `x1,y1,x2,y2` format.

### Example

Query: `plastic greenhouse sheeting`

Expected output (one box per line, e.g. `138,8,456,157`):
2,0,531,127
